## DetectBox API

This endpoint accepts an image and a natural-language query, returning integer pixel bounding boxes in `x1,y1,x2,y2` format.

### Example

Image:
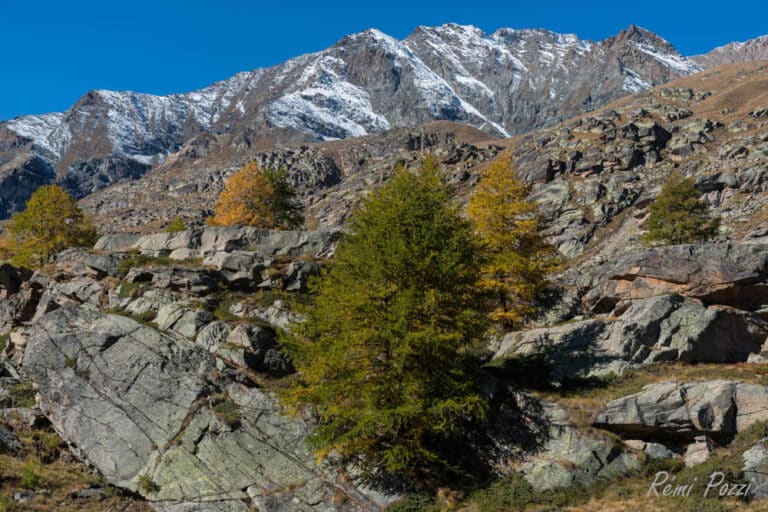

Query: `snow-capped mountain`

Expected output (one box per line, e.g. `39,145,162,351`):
693,34,768,68
0,23,760,218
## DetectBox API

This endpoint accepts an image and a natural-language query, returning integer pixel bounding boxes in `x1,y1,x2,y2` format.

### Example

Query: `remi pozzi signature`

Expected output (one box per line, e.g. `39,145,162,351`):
647,471,766,498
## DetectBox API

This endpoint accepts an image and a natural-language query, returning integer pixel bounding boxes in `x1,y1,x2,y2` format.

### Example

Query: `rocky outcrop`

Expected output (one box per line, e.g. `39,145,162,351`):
513,395,641,491
742,438,768,499
683,435,714,467
18,305,384,511
97,227,341,261
581,243,768,314
594,380,768,440
493,294,767,385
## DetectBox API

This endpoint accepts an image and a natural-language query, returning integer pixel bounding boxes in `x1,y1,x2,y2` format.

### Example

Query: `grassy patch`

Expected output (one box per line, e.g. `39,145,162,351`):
106,308,157,329
118,251,202,277
211,292,244,323
212,398,240,427
0,426,151,511
137,473,158,495
8,382,36,408
117,281,144,298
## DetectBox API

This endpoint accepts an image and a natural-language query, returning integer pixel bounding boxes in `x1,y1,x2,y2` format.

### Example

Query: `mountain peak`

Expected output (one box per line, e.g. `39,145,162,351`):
1,22,762,218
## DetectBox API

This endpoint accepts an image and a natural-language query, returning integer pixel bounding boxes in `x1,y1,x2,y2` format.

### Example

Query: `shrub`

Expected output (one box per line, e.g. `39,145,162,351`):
165,216,187,233
137,473,158,494
20,458,42,489
212,398,240,427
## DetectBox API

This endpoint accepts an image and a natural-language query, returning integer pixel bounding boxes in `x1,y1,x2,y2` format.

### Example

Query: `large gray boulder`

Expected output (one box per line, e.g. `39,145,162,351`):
594,380,768,439
195,321,233,353
742,438,768,499
54,248,125,279
494,294,767,385
604,294,766,363
124,266,224,296
19,305,383,511
93,233,142,252
217,325,292,378
493,319,628,384
581,243,768,313
155,303,214,339
510,394,641,491
124,289,181,317
202,251,270,289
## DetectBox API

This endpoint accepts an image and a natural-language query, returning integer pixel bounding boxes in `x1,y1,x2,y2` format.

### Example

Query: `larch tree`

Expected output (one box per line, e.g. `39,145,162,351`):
208,163,303,229
643,172,720,245
7,184,98,269
279,156,490,482
467,154,559,329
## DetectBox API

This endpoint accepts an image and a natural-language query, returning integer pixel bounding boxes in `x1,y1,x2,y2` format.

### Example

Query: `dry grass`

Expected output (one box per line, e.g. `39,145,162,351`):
0,427,151,512
564,495,768,512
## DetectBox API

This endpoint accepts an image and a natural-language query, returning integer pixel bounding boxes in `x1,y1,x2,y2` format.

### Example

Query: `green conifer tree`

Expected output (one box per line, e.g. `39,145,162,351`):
280,157,489,481
643,173,720,245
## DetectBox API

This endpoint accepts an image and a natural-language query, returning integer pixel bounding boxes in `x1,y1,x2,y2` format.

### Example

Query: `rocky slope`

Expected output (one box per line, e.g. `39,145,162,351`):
1,230,768,509
82,60,768,249
0,23,722,219
2,26,768,512
0,227,648,510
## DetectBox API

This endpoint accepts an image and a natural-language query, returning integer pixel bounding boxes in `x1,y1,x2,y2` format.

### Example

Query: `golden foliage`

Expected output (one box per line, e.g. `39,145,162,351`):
467,153,559,328
6,185,98,269
207,162,303,229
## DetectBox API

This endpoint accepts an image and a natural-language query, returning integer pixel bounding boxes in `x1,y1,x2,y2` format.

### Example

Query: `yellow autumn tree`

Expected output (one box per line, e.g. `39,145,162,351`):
467,153,559,328
7,184,98,269
208,162,303,229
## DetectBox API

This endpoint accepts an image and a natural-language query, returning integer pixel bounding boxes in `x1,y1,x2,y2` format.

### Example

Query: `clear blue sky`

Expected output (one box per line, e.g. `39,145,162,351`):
1,0,767,121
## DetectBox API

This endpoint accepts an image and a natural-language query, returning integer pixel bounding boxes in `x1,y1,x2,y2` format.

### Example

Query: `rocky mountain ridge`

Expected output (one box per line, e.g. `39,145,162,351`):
694,34,768,68
80,60,768,262
1,22,754,219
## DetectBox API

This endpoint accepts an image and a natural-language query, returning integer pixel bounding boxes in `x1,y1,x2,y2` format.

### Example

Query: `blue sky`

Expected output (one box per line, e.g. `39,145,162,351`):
1,0,767,121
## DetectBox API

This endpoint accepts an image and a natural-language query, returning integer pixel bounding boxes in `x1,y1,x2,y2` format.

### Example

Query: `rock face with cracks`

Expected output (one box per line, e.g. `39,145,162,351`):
19,305,383,511
594,380,768,440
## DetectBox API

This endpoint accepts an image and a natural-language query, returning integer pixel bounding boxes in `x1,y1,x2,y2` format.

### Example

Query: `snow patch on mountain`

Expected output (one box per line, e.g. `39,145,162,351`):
268,55,390,139
631,41,701,73
622,67,652,92
5,113,65,156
